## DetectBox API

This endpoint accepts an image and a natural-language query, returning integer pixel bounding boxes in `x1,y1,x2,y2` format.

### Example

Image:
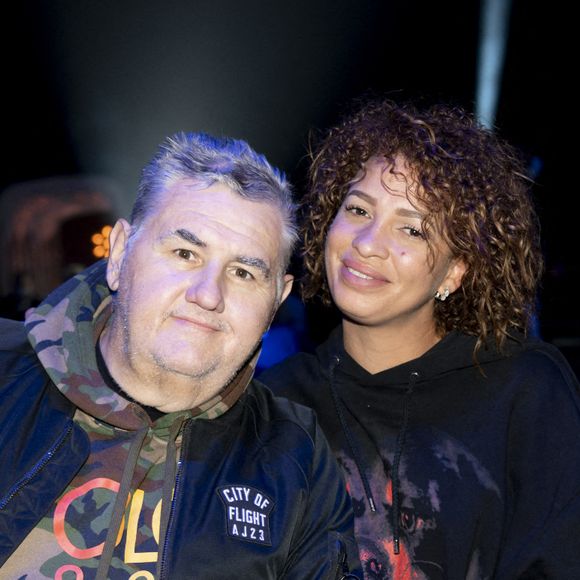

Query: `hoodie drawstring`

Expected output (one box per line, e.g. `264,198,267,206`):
329,355,377,513
391,371,419,554
330,354,420,556
95,426,149,580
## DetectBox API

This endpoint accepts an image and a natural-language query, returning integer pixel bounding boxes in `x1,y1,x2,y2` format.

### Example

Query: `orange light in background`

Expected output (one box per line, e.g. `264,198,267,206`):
91,225,112,258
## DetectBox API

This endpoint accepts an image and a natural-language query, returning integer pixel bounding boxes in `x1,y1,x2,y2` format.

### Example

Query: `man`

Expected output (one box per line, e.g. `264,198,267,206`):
0,133,360,579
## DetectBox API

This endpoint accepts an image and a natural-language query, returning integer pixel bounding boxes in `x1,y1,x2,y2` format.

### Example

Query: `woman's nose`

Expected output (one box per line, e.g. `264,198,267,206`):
352,222,390,259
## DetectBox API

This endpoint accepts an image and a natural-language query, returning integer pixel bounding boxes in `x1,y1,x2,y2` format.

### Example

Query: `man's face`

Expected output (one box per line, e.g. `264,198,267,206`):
106,179,292,409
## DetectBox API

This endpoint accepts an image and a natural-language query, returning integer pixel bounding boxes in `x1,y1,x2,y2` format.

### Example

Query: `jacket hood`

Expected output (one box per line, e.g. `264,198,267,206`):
24,260,256,430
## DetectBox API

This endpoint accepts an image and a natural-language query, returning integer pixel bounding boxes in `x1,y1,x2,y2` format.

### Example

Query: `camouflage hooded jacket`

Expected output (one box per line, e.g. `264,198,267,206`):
0,261,361,579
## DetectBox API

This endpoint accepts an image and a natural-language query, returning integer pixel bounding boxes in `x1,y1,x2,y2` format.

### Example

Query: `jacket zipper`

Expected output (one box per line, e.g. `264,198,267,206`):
158,422,187,579
0,422,74,510
334,536,359,579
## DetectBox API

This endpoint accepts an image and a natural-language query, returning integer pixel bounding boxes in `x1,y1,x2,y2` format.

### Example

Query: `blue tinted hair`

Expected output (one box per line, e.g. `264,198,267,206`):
131,132,297,271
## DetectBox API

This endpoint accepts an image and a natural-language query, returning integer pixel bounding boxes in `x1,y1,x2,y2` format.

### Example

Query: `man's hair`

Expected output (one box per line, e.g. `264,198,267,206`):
301,98,543,351
131,132,298,273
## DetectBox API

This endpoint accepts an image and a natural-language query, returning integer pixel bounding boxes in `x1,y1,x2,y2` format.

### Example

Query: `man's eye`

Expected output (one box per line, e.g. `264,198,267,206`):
234,268,254,280
175,249,194,260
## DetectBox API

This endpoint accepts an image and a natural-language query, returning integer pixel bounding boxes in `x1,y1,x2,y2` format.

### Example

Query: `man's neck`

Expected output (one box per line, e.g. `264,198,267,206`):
95,338,166,421
97,323,205,413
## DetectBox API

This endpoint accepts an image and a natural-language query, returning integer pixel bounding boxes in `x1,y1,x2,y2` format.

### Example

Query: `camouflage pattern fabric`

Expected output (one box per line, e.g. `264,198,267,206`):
2,261,257,578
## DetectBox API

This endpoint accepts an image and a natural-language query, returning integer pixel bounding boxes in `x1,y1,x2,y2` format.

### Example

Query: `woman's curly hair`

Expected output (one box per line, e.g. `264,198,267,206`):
301,98,543,350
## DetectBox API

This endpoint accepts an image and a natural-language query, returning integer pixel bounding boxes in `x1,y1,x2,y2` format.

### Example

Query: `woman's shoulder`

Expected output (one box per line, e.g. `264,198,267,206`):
490,336,580,411
507,336,578,383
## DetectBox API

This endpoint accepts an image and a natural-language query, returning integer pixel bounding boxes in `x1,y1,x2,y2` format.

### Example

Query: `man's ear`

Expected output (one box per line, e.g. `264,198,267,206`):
279,274,294,305
106,219,132,291
265,274,295,331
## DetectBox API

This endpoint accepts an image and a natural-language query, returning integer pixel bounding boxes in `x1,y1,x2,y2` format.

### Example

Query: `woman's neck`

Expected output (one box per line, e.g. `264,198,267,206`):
342,318,442,374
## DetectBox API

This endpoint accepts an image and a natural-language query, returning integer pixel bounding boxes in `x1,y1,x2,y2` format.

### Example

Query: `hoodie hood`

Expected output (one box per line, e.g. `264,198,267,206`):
24,260,256,430
317,324,532,389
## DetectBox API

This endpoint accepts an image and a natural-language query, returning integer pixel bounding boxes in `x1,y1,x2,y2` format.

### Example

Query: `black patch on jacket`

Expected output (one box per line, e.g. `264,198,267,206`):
217,485,274,546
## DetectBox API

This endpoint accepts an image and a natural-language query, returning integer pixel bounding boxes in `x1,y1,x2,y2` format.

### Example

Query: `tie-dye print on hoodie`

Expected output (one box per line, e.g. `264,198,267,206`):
260,325,580,579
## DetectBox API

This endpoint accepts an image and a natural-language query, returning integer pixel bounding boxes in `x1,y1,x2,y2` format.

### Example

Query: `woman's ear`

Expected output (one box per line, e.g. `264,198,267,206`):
443,258,467,295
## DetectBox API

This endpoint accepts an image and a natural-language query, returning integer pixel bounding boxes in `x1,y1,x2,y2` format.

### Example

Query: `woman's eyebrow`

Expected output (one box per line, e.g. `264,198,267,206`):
345,189,376,205
396,208,425,220
346,191,425,220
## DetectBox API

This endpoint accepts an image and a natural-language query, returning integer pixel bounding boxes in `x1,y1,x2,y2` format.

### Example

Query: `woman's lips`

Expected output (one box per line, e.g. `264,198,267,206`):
339,258,389,288
345,266,373,280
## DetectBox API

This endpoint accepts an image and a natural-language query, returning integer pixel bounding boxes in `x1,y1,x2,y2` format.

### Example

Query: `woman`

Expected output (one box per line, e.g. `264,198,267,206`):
260,99,580,579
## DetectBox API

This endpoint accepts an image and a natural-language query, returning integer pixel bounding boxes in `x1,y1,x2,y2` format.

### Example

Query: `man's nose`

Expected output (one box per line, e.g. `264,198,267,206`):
184,267,225,313
352,222,390,259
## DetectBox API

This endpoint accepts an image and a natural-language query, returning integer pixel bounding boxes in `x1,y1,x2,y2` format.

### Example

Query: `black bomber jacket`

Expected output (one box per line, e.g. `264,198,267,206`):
0,315,361,579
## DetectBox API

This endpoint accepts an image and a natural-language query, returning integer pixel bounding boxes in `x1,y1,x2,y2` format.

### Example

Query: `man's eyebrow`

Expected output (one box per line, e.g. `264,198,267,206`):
173,228,206,247
236,256,271,280
165,229,271,279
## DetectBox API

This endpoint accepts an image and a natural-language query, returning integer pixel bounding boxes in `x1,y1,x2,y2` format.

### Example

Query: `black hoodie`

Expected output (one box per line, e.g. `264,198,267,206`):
260,326,580,579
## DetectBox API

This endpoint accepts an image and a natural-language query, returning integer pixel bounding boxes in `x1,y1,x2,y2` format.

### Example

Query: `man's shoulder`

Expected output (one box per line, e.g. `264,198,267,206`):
0,317,76,427
0,317,29,352
257,351,326,408
0,318,37,377
246,379,317,426
260,350,319,376
243,379,327,453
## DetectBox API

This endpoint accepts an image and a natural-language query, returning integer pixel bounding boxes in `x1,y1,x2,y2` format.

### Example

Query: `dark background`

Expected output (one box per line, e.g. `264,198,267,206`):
1,0,577,370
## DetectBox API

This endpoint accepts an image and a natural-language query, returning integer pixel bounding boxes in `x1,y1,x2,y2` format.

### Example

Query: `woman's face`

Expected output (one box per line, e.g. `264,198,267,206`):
324,156,465,333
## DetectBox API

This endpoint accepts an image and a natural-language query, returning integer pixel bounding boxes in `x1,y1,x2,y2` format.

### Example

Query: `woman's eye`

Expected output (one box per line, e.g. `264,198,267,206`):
403,225,426,239
345,204,369,218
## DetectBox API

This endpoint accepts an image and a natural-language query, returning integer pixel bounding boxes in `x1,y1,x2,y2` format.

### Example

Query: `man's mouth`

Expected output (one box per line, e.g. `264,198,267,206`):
172,315,222,332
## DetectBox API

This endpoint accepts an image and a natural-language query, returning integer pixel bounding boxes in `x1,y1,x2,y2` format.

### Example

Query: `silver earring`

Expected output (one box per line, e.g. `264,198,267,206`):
435,287,450,302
